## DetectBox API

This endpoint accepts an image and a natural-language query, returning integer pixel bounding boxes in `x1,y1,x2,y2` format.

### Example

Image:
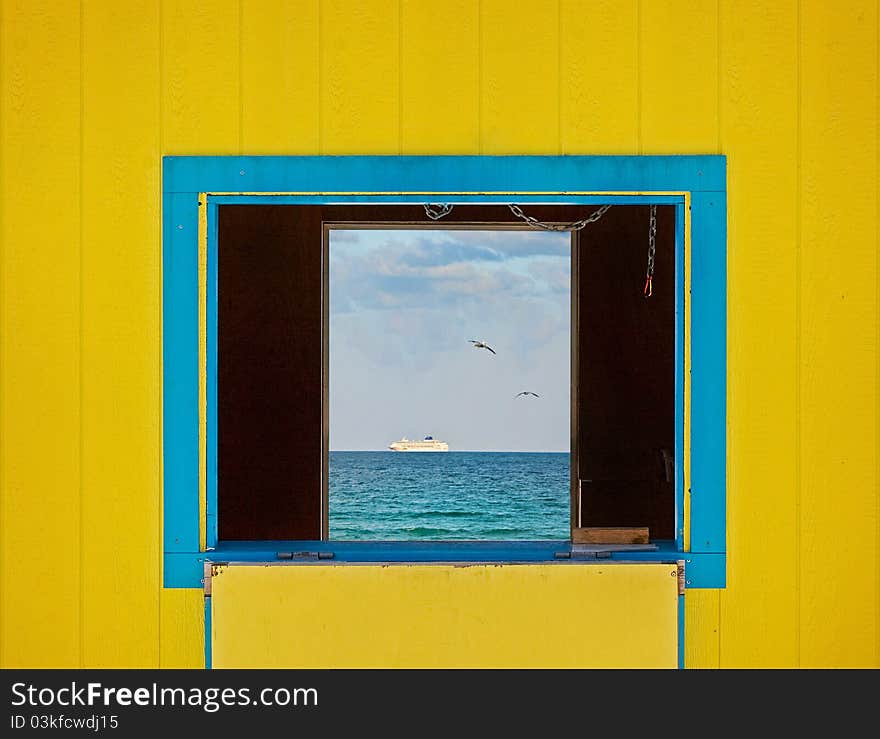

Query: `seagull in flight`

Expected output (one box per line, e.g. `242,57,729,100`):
469,340,496,355
515,391,540,398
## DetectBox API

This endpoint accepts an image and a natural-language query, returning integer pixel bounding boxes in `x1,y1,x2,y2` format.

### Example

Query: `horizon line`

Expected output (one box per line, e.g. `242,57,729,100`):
329,449,570,453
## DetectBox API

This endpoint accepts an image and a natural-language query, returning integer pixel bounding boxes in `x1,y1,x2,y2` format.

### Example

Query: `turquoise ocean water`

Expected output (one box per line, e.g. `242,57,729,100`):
329,451,569,540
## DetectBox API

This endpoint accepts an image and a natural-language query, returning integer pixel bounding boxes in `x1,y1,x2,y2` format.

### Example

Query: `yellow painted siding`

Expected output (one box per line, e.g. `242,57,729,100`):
321,0,399,154
640,0,719,154
241,0,320,153
560,0,639,154
720,0,800,668
481,0,560,154
1,0,82,668
400,0,479,153
81,0,162,668
159,588,204,668
799,0,878,667
162,0,241,155
0,0,877,668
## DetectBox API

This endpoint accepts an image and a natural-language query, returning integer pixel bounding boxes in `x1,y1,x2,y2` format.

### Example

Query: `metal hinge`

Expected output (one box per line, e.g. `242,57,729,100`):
203,561,231,596
276,551,335,561
203,561,215,596
556,548,613,560
677,560,686,595
556,542,660,560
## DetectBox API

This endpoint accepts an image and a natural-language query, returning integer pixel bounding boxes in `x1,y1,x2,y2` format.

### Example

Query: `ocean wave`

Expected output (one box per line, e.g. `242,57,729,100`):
398,526,462,536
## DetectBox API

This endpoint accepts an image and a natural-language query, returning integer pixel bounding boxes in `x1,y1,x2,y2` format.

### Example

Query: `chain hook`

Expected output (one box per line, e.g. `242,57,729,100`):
424,203,454,220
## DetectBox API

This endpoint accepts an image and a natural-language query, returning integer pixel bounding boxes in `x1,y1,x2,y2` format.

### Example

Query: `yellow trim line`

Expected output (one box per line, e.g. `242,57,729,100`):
197,190,692,552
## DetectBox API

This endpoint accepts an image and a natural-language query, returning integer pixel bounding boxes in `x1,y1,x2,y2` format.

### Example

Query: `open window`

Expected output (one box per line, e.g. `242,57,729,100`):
213,203,675,545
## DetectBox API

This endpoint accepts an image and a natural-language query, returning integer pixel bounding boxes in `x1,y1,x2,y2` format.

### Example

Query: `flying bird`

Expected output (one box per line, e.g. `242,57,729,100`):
515,391,540,398
469,340,496,355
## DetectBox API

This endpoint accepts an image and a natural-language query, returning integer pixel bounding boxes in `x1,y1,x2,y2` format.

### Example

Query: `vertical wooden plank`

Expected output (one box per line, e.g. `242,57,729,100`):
160,589,205,668
800,0,878,667
481,0,559,154
0,0,81,668
241,0,320,153
162,0,241,154
639,0,719,153
560,0,639,154
685,590,719,668
80,0,161,667
320,0,399,154
718,0,800,667
400,0,479,153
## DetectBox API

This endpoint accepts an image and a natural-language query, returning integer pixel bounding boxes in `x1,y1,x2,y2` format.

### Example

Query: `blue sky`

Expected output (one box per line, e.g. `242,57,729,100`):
329,228,571,451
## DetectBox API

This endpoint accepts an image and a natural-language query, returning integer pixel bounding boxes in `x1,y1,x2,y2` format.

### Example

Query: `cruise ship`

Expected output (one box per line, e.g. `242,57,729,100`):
388,436,449,452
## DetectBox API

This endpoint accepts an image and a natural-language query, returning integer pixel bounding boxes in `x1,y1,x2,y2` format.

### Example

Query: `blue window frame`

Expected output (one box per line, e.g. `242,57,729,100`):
162,155,726,590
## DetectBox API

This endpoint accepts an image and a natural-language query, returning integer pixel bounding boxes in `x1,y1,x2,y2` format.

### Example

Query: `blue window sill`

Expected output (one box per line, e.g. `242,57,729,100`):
165,540,724,589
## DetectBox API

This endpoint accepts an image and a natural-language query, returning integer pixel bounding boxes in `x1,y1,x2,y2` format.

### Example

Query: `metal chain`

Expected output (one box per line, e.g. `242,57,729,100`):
507,203,612,232
424,203,454,220
423,200,657,299
422,202,613,232
644,204,657,298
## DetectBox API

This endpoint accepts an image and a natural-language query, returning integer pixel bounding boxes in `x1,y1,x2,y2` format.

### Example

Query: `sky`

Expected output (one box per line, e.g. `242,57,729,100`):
329,228,571,452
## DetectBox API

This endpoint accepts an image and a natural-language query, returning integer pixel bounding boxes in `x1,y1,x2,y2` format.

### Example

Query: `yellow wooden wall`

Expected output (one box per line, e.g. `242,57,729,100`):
0,0,877,668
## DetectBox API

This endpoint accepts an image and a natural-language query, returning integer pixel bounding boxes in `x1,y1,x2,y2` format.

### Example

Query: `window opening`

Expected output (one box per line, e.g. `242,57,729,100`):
214,203,675,545
328,226,572,541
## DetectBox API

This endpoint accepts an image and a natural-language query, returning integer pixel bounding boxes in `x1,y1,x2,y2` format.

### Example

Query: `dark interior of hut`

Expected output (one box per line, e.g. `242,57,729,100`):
215,204,675,543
